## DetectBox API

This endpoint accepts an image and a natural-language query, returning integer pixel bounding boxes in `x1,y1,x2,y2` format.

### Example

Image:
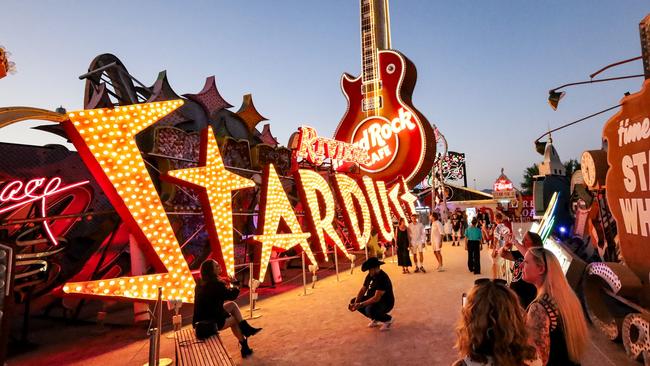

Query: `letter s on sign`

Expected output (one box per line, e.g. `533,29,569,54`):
622,154,636,193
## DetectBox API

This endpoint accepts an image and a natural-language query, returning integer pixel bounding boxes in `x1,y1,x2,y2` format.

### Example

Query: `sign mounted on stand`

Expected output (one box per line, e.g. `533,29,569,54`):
492,169,516,202
333,0,435,187
603,78,650,279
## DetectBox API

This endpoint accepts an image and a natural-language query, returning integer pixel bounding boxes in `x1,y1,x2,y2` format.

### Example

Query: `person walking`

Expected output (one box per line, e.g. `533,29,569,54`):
451,210,462,246
429,212,444,271
395,218,412,273
444,217,453,242
348,257,395,331
464,218,482,275
522,248,589,366
491,213,511,280
407,213,426,273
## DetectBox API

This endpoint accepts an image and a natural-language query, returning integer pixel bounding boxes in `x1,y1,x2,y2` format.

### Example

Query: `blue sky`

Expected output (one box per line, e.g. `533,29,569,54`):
0,1,648,189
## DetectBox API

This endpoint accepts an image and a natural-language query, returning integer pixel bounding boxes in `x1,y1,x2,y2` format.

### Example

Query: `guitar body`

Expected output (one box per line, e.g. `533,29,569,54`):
334,49,435,187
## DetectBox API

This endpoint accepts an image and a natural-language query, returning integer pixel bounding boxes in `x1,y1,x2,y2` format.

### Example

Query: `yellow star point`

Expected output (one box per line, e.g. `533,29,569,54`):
167,127,255,277
62,100,197,303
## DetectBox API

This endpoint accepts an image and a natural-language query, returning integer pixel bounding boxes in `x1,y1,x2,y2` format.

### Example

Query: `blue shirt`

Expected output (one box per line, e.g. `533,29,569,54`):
465,226,482,241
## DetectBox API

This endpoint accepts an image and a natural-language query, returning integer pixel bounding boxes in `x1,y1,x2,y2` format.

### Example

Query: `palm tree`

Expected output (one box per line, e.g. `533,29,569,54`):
563,159,581,178
520,164,539,195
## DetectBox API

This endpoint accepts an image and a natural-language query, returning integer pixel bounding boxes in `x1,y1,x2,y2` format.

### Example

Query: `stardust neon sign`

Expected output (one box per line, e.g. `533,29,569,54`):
0,177,90,245
295,125,370,166
53,101,419,303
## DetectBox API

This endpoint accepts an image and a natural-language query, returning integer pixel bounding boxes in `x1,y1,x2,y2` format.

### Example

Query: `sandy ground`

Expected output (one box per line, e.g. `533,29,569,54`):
9,242,639,366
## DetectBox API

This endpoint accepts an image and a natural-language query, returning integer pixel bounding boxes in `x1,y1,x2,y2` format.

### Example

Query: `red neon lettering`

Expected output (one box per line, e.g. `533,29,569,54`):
296,126,370,165
0,177,90,245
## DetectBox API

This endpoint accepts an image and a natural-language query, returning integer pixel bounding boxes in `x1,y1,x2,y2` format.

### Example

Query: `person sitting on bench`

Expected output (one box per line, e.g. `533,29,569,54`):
193,259,262,358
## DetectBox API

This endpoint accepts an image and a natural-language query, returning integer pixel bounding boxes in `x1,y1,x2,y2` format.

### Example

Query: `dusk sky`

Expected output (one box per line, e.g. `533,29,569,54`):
1,1,648,190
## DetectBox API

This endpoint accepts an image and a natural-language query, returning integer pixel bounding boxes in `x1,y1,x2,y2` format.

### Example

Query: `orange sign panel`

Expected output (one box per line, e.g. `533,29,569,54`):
603,79,650,278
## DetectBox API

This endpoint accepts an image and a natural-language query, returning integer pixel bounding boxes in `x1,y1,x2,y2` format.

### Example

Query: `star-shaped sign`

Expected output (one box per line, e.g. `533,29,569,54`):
254,164,314,282
166,127,255,277
62,100,197,302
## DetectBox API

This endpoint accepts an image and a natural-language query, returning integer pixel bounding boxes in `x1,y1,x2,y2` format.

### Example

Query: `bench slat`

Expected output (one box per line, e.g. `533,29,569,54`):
175,327,234,366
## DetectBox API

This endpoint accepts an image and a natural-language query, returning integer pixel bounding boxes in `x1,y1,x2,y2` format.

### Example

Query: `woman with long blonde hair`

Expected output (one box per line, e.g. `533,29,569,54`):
453,279,539,366
522,247,588,365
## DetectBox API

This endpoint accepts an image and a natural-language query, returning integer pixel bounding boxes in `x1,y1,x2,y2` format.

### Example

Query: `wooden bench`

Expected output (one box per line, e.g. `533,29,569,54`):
175,327,234,365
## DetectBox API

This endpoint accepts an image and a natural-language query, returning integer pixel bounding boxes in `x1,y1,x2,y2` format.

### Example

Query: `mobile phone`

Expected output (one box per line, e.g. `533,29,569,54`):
462,292,467,307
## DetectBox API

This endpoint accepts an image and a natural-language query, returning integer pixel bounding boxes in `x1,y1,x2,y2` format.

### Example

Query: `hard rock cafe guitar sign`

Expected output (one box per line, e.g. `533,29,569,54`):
334,0,435,187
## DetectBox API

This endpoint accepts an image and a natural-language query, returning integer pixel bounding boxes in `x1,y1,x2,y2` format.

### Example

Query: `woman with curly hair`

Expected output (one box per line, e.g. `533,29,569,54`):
522,247,588,365
453,279,540,366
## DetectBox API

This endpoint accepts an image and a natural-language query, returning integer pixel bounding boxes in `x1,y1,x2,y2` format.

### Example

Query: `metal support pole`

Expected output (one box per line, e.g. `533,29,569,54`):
334,248,340,282
301,251,307,296
155,288,162,364
249,263,255,319
364,246,368,260
247,263,262,319
350,254,355,275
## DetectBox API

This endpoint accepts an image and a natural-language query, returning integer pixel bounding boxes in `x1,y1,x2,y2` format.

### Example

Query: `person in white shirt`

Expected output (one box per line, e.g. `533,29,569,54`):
407,214,426,273
491,213,511,280
444,218,453,242
429,212,445,271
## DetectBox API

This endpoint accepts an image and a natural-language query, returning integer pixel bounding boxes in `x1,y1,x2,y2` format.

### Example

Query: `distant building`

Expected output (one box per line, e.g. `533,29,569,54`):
538,136,565,176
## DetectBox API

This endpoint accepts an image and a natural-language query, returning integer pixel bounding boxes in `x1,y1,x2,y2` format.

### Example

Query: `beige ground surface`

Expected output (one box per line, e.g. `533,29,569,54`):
9,242,639,366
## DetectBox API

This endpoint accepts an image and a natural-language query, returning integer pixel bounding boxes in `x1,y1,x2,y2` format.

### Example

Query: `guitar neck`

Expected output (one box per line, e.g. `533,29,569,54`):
360,0,391,85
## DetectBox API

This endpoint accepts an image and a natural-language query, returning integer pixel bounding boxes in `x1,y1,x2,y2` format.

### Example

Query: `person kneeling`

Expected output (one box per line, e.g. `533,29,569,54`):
193,259,262,358
348,257,394,331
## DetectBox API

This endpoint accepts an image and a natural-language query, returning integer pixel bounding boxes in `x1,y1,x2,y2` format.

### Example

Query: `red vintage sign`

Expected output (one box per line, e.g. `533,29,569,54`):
294,125,370,166
603,78,650,278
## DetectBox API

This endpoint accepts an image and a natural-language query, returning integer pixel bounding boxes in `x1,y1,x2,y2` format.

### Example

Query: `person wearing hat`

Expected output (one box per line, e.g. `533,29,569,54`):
348,257,395,331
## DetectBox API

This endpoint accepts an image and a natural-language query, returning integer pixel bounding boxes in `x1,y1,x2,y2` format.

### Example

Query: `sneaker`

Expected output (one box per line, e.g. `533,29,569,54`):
420,266,426,273
368,320,381,328
380,319,393,331
414,267,420,273
437,266,445,272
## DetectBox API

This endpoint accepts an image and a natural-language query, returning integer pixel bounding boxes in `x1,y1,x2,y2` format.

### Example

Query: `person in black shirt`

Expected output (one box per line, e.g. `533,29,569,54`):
348,257,395,331
193,259,262,358
498,231,542,308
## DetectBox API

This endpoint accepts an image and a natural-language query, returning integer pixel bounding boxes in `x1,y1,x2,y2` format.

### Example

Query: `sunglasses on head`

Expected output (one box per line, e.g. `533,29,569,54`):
474,278,507,286
530,247,548,271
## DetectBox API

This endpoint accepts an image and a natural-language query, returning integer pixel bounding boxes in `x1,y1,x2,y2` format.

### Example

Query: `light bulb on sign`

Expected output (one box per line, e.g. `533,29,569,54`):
332,173,371,249
165,127,255,278
295,169,350,260
62,100,196,303
253,164,315,282
361,176,394,242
